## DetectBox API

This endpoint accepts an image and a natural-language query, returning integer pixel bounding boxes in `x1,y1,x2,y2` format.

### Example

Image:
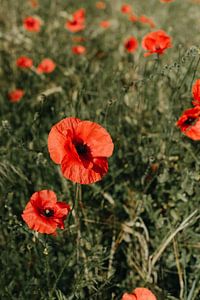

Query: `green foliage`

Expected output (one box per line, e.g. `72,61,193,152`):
1,0,200,299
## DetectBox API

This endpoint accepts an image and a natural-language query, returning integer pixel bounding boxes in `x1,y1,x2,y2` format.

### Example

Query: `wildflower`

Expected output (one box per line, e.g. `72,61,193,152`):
160,0,174,2
22,190,70,235
23,16,41,32
176,106,200,140
29,0,39,8
37,58,56,74
122,287,157,300
48,117,114,184
8,89,24,103
96,1,106,9
124,36,138,53
121,4,132,14
192,79,200,106
16,56,33,69
139,15,156,28
65,8,85,33
142,30,172,57
99,20,111,29
129,14,138,22
72,45,86,55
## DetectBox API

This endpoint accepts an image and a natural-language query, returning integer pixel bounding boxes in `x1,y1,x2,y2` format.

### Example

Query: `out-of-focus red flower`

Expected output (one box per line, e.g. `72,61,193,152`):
65,8,85,33
28,0,39,8
129,14,138,22
122,288,157,300
16,56,33,69
23,16,41,32
72,45,86,55
22,190,70,235
142,30,172,57
48,117,114,184
37,58,56,74
96,1,106,9
160,0,174,2
124,36,138,53
121,4,132,14
99,20,111,28
8,89,24,103
176,106,200,140
192,79,200,106
139,15,156,28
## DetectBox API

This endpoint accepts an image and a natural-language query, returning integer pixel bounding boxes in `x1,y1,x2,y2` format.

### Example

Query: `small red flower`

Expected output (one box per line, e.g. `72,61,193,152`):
8,89,24,103
72,45,86,55
160,0,174,2
48,117,114,184
22,190,70,235
139,15,156,28
16,56,33,69
192,79,200,106
129,14,138,22
121,4,132,14
23,16,41,32
99,20,111,29
122,288,157,300
124,37,138,53
142,30,172,57
29,0,39,8
65,8,85,33
37,58,56,74
96,1,106,9
176,106,200,140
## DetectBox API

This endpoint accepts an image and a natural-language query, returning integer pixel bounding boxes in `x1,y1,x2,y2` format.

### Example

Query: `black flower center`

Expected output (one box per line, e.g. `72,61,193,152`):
43,208,54,217
75,143,88,155
184,117,196,126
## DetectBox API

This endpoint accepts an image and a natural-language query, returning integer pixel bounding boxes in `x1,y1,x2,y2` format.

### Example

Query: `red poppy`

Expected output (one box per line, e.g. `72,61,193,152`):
160,0,174,2
23,16,41,32
22,190,70,235
176,106,200,140
142,30,172,57
72,45,86,55
37,58,56,74
99,20,111,29
139,15,156,28
48,117,114,184
96,1,106,9
29,0,39,8
121,4,132,14
124,37,138,53
8,89,24,103
16,56,33,69
129,14,138,22
192,79,200,106
65,8,85,33
122,288,157,300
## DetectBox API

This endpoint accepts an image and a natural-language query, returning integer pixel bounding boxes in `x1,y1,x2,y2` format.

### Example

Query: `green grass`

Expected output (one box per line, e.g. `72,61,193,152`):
1,0,200,299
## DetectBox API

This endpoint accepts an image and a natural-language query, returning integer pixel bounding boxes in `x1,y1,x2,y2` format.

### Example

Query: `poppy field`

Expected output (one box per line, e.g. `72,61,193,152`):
1,0,200,299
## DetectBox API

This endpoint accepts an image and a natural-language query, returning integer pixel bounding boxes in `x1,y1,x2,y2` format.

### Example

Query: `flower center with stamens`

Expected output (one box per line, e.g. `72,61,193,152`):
75,143,88,155
43,208,54,217
184,117,196,126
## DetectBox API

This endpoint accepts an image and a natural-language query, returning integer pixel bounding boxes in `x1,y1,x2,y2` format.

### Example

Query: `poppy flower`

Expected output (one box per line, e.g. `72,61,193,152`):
23,16,41,32
72,45,86,55
142,30,172,57
16,56,33,69
122,288,157,300
129,14,138,22
192,79,200,106
48,117,114,184
99,20,111,29
176,106,200,140
37,58,56,74
22,190,70,235
96,1,106,9
29,0,39,8
139,15,156,28
65,8,85,33
160,0,174,2
121,4,132,14
124,37,138,53
8,89,24,103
